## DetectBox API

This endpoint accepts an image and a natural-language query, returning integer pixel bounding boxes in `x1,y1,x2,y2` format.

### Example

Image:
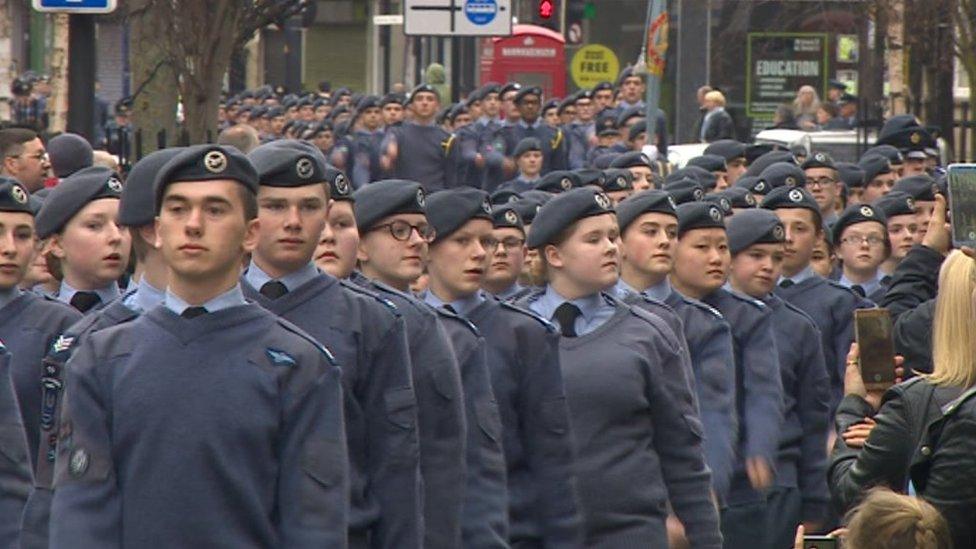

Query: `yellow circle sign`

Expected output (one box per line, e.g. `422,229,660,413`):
571,44,620,89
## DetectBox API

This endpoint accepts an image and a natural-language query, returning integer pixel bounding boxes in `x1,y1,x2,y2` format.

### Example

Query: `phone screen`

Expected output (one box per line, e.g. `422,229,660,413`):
802,536,838,549
947,164,976,248
855,308,896,391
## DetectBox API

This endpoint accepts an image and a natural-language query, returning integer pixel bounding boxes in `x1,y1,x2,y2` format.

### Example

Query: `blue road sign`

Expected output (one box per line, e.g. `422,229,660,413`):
33,0,117,14
464,0,497,26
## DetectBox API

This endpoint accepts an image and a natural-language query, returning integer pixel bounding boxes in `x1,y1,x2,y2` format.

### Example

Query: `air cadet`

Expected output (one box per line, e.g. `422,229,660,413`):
520,188,720,547
609,150,655,191
566,90,595,170
333,95,384,189
671,201,783,549
760,162,807,191
891,174,939,244
0,178,79,547
801,152,842,225
725,209,831,548
380,83,459,191
664,177,706,205
19,148,185,549
314,168,359,277
761,186,868,413
481,204,529,300
874,191,918,281
713,186,759,214
599,168,634,205
499,86,568,176
835,162,866,206
496,137,544,193
49,144,348,547
351,180,509,548
35,166,131,313
421,188,583,547
831,203,890,302
704,140,748,185
856,154,896,203
614,189,738,497
243,144,421,548
734,174,771,203
687,154,730,191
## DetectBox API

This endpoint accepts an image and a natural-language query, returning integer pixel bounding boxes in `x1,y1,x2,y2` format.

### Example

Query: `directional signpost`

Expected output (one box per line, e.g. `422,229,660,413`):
404,0,512,36
32,0,116,14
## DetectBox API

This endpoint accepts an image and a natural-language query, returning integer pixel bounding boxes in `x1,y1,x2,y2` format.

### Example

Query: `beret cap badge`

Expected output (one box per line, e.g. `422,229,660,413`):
296,158,314,179
11,185,27,204
204,150,228,174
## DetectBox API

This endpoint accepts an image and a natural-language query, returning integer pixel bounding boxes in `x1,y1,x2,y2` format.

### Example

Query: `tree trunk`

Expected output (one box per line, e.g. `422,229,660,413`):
0,0,14,121
129,0,179,155
886,0,908,115
48,14,70,134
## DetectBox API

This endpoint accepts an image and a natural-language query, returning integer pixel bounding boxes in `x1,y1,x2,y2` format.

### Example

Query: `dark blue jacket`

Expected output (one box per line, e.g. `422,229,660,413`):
243,275,422,549
49,305,348,548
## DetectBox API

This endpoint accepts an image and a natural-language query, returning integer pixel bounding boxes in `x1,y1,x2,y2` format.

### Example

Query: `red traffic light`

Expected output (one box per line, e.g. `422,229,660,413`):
539,0,554,18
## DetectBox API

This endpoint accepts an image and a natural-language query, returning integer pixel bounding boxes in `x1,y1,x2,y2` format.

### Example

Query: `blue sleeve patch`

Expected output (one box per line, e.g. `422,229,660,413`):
266,348,298,367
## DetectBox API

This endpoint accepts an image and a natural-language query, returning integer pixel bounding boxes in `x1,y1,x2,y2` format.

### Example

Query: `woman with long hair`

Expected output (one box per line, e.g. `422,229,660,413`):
792,85,821,130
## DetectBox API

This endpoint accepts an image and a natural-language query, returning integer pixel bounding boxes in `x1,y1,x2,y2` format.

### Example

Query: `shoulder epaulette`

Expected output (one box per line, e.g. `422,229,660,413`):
433,306,482,336
683,296,725,320
340,279,402,317
942,385,976,417
824,279,865,298
275,318,339,367
726,289,767,310
499,300,558,333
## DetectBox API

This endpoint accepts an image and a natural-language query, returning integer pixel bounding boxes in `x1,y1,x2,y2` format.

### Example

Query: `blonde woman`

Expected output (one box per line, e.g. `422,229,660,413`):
792,85,821,130
827,250,975,513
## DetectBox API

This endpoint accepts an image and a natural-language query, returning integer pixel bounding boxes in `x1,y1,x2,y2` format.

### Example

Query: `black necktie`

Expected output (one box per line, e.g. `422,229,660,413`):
442,304,457,314
553,302,582,338
260,281,288,300
181,306,208,319
779,279,794,289
69,291,101,313
851,284,866,298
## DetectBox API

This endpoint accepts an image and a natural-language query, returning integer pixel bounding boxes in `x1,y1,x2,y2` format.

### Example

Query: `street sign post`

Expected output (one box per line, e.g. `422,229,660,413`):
32,0,117,14
404,0,512,36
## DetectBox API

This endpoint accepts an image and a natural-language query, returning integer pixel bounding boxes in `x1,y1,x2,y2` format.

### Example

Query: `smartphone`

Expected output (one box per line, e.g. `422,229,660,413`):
803,536,839,549
854,308,896,391
947,163,976,248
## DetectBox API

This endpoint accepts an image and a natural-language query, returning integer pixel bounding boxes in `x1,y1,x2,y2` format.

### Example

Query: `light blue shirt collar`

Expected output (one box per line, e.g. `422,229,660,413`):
122,277,166,314
58,280,120,307
517,119,542,130
839,271,885,297
164,284,246,316
495,283,524,300
245,261,320,293
779,265,815,286
0,287,21,311
614,277,670,302
422,289,486,317
531,285,606,327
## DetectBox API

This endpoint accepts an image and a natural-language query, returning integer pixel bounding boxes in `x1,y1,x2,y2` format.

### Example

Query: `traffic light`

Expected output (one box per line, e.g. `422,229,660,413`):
538,0,554,19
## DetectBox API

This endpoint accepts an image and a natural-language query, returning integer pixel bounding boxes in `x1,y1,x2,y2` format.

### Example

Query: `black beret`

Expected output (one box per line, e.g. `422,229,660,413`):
829,79,848,91
891,174,939,201
760,162,807,189
760,186,820,217
664,177,705,205
744,143,777,166
702,193,733,216
600,169,633,192
489,188,522,205
862,145,903,166
596,114,619,136
154,144,259,212
575,168,606,188
37,166,123,238
687,154,727,174
542,99,560,113
609,151,652,170
482,82,502,95
669,166,718,191
325,165,352,202
727,209,785,254
535,170,582,194
877,115,935,152
801,151,836,171
448,103,469,122
831,203,887,246
704,139,747,162
356,95,381,113
512,194,548,225
745,150,796,177
499,82,522,97
352,179,426,231
734,175,771,195
427,188,493,243
676,201,726,237
380,93,405,107
615,65,638,87
858,154,893,182
615,106,644,128
492,205,524,232
408,83,440,103
627,120,648,142
118,147,184,227
47,133,93,178
557,95,576,114
873,190,915,218
714,186,758,209
514,86,542,104
526,187,614,248
249,142,327,187
616,189,676,232
591,153,621,169
513,137,543,158
0,177,33,215
836,162,866,189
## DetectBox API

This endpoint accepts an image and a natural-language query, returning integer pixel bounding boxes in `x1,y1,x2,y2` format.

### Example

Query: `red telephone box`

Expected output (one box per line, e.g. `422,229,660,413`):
480,24,566,98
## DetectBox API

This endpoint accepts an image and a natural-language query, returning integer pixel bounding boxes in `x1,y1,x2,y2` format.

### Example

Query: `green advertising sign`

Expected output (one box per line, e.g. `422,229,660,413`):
745,32,829,120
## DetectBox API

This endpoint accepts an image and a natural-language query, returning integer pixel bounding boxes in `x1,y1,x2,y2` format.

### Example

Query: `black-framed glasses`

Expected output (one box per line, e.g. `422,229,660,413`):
841,235,885,246
807,177,836,188
371,220,436,242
